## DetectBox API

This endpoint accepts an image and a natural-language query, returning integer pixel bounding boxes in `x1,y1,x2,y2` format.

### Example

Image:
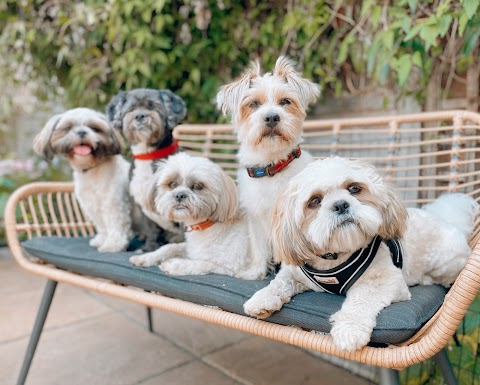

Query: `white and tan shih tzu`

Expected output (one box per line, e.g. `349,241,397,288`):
33,107,161,253
107,88,187,242
244,157,479,351
130,152,262,280
216,57,320,279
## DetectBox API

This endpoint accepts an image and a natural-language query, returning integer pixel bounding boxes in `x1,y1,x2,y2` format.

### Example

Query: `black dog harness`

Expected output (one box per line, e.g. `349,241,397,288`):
300,236,404,295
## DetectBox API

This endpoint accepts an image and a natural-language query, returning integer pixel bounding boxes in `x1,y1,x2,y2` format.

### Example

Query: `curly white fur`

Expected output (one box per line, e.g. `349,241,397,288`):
216,57,320,279
130,153,262,279
244,157,478,351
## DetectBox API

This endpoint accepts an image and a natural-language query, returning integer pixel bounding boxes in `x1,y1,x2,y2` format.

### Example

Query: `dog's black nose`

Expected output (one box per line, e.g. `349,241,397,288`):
175,192,187,202
77,130,87,138
135,112,147,121
332,200,350,214
264,112,280,128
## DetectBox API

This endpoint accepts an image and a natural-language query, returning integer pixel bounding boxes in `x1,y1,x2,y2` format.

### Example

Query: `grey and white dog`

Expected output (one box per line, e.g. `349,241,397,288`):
107,89,187,242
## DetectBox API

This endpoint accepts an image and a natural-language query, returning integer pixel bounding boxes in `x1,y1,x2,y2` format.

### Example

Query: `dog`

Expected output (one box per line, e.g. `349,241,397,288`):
107,88,187,242
243,157,479,351
216,57,320,279
129,152,262,279
33,108,158,252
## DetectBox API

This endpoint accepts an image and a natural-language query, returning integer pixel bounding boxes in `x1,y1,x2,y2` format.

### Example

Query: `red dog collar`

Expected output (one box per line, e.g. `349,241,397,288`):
186,219,215,231
133,140,179,160
246,146,301,178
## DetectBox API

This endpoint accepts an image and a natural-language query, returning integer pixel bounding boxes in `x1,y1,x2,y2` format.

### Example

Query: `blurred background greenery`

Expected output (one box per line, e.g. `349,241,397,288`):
0,2,479,383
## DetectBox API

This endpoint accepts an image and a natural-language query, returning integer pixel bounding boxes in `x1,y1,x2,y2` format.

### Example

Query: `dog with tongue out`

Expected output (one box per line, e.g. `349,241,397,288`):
33,107,162,253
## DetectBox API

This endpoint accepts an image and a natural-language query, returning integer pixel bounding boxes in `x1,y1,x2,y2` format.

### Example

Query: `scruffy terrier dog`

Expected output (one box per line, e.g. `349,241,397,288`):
33,108,149,252
107,88,187,242
244,157,478,351
216,57,320,279
130,153,262,279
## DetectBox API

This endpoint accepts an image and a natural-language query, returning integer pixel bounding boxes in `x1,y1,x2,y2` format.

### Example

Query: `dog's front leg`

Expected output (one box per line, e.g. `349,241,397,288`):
329,270,410,352
246,219,272,280
130,242,187,267
243,265,308,319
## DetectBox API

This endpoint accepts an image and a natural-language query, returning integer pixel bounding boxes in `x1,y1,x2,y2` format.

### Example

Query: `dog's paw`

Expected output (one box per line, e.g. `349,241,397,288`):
159,259,186,275
98,242,126,253
330,313,373,352
89,235,104,248
243,292,284,319
130,253,158,267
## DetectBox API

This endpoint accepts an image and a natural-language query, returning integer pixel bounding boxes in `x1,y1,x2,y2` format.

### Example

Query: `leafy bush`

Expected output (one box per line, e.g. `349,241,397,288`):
1,1,479,123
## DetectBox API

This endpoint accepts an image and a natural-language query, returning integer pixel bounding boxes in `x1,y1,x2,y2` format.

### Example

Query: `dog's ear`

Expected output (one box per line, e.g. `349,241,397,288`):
144,177,159,213
33,113,64,160
211,168,239,223
216,61,261,116
273,56,320,110
159,90,187,130
377,187,408,240
107,124,125,155
271,185,317,265
106,91,127,130
144,160,168,213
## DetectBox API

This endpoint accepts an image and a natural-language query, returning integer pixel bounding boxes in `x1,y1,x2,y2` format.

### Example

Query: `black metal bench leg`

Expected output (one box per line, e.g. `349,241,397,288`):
144,290,153,333
17,279,58,385
433,349,458,385
146,306,153,333
378,368,400,385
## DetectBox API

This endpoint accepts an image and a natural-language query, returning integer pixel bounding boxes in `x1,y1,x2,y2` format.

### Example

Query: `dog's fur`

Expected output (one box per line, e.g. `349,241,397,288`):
130,153,262,279
107,88,187,242
33,108,148,252
244,157,478,351
216,57,320,279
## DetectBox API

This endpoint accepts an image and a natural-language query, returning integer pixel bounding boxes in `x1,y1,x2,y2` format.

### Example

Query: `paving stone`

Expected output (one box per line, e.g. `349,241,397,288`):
204,337,373,385
0,312,193,385
138,360,243,385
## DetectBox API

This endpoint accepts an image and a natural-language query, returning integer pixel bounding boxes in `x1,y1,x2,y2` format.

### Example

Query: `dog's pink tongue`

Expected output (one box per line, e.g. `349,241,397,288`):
73,145,92,156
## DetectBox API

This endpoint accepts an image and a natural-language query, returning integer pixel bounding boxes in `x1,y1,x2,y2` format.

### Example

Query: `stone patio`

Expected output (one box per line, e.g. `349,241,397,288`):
0,247,373,385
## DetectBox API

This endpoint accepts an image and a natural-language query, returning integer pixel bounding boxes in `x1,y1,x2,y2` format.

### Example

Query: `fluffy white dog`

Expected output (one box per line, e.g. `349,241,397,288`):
130,153,262,279
244,157,478,351
216,57,320,279
34,108,138,252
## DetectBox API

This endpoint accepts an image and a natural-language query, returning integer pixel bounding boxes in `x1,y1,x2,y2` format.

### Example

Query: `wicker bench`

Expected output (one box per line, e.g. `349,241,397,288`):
6,110,480,385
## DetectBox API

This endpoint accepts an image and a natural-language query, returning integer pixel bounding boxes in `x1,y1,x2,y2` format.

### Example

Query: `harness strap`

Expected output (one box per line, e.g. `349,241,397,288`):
301,236,403,296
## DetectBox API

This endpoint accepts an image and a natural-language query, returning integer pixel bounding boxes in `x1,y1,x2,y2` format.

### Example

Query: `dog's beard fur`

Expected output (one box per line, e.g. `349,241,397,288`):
122,109,166,146
156,188,216,224
149,153,239,227
306,200,383,254
106,89,187,149
235,78,306,156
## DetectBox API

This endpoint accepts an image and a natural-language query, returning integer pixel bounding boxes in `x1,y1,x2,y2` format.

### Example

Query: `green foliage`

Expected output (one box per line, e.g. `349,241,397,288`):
0,1,479,123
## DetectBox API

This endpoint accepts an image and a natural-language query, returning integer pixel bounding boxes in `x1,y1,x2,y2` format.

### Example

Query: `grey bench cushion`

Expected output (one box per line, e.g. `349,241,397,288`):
22,237,447,345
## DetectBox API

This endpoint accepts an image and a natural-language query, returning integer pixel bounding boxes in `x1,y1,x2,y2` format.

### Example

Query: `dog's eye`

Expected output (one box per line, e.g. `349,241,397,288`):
249,101,260,108
89,126,101,133
307,196,322,209
168,181,178,189
192,183,204,191
348,184,362,194
280,98,291,106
